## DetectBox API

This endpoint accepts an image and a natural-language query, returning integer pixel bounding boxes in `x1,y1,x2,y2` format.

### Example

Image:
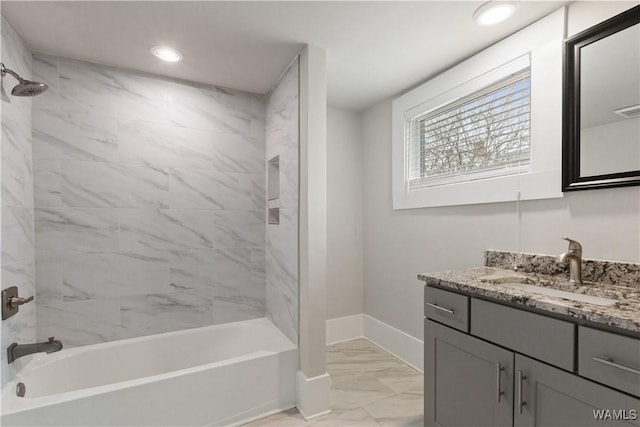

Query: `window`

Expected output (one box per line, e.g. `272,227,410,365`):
391,7,565,209
407,70,531,189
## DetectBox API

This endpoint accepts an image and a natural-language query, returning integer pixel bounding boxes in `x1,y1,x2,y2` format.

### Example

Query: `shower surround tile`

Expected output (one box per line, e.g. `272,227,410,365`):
58,60,173,124
31,55,60,112
168,246,255,291
265,60,299,344
1,17,36,387
32,54,267,347
61,161,170,208
2,206,35,264
165,83,253,135
35,207,119,251
119,208,215,251
32,109,118,162
169,249,218,291
58,59,253,134
36,300,123,346
117,120,215,169
62,251,171,301
120,290,215,337
213,133,265,173
210,246,255,288
265,61,299,211
168,169,253,210
251,174,267,210
35,250,63,302
34,160,62,207
213,280,266,324
213,210,266,248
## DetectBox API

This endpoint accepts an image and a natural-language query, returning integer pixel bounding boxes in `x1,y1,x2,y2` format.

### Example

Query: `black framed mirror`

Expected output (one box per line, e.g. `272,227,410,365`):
563,5,640,191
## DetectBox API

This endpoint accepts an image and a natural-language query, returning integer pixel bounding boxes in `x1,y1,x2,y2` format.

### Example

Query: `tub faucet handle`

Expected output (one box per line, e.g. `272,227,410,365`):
8,295,33,309
2,286,34,320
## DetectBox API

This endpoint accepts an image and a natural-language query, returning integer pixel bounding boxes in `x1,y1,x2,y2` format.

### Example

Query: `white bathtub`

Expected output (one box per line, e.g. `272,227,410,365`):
1,318,298,426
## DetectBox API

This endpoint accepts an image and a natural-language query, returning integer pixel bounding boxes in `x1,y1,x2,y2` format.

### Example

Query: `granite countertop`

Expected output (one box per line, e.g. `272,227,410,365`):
418,251,640,333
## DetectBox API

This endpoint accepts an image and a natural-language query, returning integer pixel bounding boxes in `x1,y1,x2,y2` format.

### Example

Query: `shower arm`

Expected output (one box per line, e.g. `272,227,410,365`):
1,63,24,82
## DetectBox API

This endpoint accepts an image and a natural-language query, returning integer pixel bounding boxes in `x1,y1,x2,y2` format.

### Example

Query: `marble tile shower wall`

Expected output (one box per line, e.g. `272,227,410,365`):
265,59,299,344
31,54,267,346
1,18,36,386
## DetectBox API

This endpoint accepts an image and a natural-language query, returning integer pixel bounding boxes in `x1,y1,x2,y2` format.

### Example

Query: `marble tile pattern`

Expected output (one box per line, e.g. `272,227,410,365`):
1,17,36,387
265,59,299,343
244,339,424,427
419,265,640,333
31,53,268,347
486,250,640,289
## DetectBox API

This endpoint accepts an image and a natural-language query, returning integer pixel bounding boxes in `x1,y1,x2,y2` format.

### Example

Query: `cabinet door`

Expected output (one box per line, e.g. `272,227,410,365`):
425,320,514,427
514,354,640,427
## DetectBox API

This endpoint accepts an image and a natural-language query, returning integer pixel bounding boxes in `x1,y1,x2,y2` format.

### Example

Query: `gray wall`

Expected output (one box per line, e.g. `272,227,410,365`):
31,54,267,346
1,17,36,386
327,108,363,319
361,2,640,340
265,59,299,343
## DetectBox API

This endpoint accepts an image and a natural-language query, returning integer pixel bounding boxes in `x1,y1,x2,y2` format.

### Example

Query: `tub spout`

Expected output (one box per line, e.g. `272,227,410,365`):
7,337,63,364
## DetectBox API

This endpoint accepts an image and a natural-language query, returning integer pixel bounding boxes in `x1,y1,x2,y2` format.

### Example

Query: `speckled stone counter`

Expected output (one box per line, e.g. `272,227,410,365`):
486,250,640,289
419,251,640,333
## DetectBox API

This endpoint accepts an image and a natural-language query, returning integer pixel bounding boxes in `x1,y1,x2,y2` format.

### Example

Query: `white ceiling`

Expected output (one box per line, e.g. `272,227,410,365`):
2,1,569,111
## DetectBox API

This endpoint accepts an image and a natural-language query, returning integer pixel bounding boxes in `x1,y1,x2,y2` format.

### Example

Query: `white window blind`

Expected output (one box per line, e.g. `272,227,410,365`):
406,69,531,189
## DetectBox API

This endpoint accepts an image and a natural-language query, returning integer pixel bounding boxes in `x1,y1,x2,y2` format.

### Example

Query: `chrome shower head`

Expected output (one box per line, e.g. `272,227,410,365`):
1,63,48,97
11,80,48,97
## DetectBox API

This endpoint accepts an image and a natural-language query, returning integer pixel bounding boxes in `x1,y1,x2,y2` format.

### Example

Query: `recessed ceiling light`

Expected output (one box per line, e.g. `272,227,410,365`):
473,1,517,26
150,46,183,63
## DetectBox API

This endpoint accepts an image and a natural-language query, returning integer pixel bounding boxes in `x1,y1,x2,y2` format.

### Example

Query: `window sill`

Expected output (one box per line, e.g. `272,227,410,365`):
394,169,562,209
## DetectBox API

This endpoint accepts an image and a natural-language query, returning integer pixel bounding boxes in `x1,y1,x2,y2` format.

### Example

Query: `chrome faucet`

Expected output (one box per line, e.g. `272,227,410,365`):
7,337,63,364
557,237,583,284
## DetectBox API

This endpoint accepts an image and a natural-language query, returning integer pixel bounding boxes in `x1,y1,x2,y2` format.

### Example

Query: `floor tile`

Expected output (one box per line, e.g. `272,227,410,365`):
327,357,404,384
244,339,424,427
244,408,308,427
363,392,424,427
371,365,423,394
330,376,396,414
311,408,380,427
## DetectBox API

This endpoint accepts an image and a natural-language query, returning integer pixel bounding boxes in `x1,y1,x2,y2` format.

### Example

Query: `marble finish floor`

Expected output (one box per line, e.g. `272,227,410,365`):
245,339,423,427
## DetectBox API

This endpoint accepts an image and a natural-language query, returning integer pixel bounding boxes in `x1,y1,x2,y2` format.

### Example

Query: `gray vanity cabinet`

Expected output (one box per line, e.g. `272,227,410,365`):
425,320,514,427
514,354,640,427
425,285,640,427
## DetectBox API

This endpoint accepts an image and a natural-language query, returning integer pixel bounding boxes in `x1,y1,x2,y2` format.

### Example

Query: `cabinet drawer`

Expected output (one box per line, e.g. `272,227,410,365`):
471,299,575,371
424,286,469,332
579,326,640,398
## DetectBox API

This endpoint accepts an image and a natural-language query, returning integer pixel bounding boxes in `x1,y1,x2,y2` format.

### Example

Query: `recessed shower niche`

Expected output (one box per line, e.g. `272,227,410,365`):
268,155,280,224
268,155,280,201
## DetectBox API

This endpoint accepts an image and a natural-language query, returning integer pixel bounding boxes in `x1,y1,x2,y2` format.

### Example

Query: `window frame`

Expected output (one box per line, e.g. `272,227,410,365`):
408,67,532,189
391,8,566,209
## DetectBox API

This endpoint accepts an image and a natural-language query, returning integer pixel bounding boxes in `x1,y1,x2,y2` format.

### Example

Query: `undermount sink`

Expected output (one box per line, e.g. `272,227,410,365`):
496,282,617,306
479,275,619,307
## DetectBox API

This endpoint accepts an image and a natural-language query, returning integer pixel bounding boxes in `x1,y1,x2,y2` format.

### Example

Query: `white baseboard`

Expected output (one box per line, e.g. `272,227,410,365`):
221,405,296,427
363,315,424,372
326,314,364,345
325,313,423,372
296,371,331,420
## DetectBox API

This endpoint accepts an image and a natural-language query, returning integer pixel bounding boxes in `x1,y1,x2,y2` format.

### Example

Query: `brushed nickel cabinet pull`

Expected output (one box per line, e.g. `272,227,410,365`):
496,362,505,403
517,370,527,414
425,302,455,315
592,356,640,375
